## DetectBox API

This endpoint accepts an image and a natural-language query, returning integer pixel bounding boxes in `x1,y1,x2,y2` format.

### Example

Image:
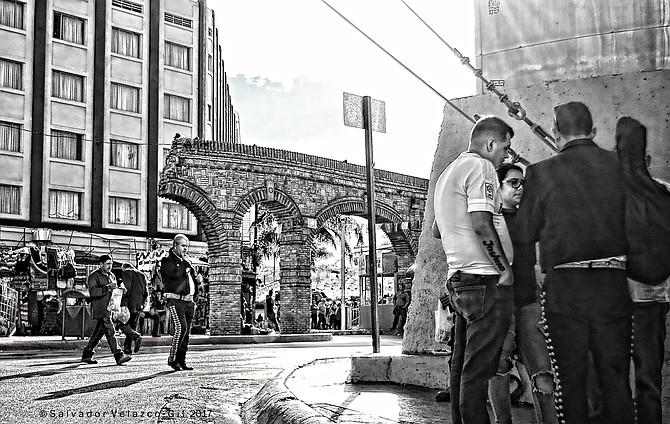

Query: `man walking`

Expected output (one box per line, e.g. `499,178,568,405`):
516,102,634,423
120,262,146,354
433,115,515,424
161,234,200,371
266,289,280,332
81,255,132,365
392,283,410,336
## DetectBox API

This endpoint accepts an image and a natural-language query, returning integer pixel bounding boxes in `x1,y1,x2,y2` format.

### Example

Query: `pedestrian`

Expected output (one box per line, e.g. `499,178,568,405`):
119,262,146,354
266,289,280,332
317,297,328,330
310,301,318,329
393,284,410,336
146,286,166,337
433,115,515,424
80,255,132,365
329,300,338,330
487,163,557,424
516,102,634,423
161,234,201,371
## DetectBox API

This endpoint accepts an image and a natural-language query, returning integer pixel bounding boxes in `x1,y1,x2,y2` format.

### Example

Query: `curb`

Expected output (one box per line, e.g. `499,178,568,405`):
241,379,329,424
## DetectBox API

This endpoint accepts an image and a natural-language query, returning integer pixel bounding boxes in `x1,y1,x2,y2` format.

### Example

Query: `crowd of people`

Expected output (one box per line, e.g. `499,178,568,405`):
433,103,669,424
311,296,342,330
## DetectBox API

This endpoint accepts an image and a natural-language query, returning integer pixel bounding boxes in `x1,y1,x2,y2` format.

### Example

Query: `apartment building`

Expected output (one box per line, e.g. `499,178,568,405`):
0,0,240,259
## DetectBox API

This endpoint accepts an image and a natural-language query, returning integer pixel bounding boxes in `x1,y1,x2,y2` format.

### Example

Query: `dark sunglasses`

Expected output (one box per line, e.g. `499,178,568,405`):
503,178,525,189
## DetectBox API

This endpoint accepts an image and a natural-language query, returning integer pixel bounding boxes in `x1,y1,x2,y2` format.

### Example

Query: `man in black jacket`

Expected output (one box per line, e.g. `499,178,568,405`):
516,102,634,424
120,262,147,354
161,234,200,371
81,255,131,365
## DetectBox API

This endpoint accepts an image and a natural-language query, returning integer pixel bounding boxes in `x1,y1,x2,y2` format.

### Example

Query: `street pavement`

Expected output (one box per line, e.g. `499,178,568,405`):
0,335,537,423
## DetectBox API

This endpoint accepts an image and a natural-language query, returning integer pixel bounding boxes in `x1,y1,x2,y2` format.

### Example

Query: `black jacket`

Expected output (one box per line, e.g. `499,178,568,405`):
121,268,148,312
516,138,628,271
160,248,199,299
88,268,115,319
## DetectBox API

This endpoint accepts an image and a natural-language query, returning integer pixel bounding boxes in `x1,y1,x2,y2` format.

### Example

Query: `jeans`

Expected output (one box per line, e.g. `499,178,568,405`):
489,302,557,424
448,271,514,424
632,301,669,424
82,316,121,358
543,269,634,424
167,299,195,364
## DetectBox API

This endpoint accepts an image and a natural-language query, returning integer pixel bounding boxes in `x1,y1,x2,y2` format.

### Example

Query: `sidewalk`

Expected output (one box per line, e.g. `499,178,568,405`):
243,354,538,424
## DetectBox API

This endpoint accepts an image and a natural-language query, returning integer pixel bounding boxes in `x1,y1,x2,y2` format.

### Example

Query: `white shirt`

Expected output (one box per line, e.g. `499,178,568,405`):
434,152,513,279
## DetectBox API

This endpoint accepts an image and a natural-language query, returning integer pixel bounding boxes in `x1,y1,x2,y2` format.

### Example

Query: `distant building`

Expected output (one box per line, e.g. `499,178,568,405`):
0,0,239,259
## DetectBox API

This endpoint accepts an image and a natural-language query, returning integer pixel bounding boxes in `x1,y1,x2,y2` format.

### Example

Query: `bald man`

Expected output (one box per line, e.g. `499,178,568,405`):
161,234,201,371
433,115,515,424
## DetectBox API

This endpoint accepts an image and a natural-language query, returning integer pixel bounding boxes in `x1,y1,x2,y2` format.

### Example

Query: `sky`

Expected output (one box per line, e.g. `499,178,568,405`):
213,0,477,179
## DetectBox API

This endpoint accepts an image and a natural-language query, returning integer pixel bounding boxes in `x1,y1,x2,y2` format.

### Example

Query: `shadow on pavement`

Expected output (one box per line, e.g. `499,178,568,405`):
0,363,85,381
35,370,175,400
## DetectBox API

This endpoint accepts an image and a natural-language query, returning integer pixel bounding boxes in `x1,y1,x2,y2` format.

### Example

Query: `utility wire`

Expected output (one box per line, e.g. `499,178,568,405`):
321,0,476,125
399,0,557,153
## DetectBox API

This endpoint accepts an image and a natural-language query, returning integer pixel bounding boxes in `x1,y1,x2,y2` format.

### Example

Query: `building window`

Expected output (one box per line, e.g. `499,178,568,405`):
164,41,190,71
110,140,138,169
0,121,20,152
110,82,140,113
0,0,24,30
208,105,212,122
111,0,143,14
52,70,84,102
50,130,82,160
164,12,191,29
164,94,190,122
0,184,20,215
49,190,81,220
109,196,138,225
208,54,213,71
207,27,212,37
53,12,85,45
0,58,22,90
111,28,140,58
163,203,191,230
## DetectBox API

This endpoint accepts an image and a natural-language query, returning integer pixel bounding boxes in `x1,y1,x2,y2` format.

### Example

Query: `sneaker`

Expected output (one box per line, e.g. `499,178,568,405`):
115,354,132,365
134,336,143,353
81,357,97,364
167,361,181,371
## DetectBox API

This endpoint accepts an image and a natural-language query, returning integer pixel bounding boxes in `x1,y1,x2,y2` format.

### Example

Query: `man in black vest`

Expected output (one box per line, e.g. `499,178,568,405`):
120,262,147,354
161,234,200,371
516,102,634,424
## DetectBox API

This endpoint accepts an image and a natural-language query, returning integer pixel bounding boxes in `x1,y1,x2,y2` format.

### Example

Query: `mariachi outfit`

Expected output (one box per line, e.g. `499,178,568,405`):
516,138,634,424
160,248,199,370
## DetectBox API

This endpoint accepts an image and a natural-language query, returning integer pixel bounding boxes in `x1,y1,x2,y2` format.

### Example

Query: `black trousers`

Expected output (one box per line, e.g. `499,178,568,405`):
83,316,120,357
167,299,194,364
543,268,634,424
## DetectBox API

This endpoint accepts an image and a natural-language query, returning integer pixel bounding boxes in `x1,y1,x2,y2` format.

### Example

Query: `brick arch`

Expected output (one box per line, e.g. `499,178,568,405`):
159,177,225,254
313,197,417,262
315,197,403,227
231,187,303,229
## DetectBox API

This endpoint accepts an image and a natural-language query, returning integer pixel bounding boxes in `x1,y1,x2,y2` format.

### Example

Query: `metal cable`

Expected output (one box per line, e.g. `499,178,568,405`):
321,0,476,124
400,0,558,153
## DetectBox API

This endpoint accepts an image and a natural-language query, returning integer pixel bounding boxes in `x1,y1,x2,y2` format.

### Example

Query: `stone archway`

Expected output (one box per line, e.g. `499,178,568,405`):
158,138,428,334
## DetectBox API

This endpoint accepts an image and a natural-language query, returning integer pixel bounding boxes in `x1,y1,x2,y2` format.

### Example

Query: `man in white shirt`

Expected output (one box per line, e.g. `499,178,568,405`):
433,115,515,424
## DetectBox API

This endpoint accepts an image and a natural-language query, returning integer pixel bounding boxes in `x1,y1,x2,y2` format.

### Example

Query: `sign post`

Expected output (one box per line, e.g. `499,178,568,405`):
343,92,385,353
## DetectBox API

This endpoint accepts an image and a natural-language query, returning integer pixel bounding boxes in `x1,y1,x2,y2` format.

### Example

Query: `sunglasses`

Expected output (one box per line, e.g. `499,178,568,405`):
503,178,525,189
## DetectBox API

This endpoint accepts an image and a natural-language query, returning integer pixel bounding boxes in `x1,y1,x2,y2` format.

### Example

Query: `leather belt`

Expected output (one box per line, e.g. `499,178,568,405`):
554,258,626,270
165,293,194,302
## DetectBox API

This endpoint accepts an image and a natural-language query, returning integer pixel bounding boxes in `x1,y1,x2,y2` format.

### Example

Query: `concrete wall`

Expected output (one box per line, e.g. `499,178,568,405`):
402,68,670,417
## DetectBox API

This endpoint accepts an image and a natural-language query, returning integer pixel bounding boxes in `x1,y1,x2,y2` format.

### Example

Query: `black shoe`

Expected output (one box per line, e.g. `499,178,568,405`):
123,349,132,355
178,362,193,371
134,336,142,353
81,357,97,364
167,361,181,371
435,390,450,402
115,353,132,365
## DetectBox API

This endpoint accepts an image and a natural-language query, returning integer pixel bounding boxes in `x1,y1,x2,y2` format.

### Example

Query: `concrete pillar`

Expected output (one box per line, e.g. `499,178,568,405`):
278,226,311,334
